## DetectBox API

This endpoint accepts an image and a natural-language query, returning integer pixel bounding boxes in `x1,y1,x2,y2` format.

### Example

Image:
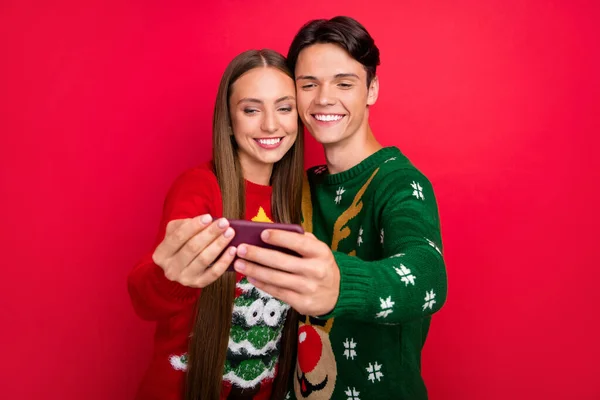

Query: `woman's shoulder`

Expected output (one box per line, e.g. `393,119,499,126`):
166,161,220,197
162,161,222,218
173,161,217,184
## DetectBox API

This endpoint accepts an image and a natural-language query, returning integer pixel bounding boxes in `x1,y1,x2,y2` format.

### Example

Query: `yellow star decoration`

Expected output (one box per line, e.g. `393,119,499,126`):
251,206,273,223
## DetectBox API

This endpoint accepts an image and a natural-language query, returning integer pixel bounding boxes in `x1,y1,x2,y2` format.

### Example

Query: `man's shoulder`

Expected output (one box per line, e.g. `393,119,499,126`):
370,152,439,212
372,149,432,189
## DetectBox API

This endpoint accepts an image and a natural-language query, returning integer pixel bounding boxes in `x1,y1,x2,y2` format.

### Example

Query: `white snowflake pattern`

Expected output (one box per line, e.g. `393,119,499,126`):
335,187,346,204
426,238,442,255
394,264,416,286
314,165,327,175
285,392,291,400
376,296,395,318
357,226,364,246
343,338,357,360
380,229,384,244
366,362,384,382
384,157,397,163
423,290,437,311
345,387,361,400
390,253,405,258
411,181,425,200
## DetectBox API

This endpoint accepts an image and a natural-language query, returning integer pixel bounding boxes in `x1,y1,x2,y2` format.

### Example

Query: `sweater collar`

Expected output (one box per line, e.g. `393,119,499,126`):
244,179,273,196
317,146,402,185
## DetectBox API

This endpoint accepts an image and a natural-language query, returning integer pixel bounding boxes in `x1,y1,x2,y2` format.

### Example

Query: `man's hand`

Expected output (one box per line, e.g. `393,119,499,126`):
233,230,340,316
152,215,236,288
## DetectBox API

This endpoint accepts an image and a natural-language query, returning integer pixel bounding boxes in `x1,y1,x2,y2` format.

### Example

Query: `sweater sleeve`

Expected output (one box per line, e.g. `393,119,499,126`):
325,170,447,324
127,166,221,321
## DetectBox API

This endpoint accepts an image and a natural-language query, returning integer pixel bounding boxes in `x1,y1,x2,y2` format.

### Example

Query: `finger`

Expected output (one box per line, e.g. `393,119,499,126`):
173,218,230,267
155,214,213,260
187,246,237,288
236,244,301,274
182,226,235,276
249,278,302,310
210,245,238,275
233,259,304,292
260,229,322,257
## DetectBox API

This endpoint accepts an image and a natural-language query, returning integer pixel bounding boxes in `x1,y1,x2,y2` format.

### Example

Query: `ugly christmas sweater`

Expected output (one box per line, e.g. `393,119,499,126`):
289,147,447,400
128,162,290,400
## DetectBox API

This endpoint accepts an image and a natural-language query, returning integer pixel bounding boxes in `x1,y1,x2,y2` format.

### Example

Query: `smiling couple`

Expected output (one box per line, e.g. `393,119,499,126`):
128,15,447,400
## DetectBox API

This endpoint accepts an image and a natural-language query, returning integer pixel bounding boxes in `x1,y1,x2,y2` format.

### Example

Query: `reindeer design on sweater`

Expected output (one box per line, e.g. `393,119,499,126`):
294,169,379,399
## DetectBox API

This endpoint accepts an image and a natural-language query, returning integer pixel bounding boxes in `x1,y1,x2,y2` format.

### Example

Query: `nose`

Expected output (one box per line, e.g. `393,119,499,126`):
316,85,335,106
297,325,322,373
260,110,278,134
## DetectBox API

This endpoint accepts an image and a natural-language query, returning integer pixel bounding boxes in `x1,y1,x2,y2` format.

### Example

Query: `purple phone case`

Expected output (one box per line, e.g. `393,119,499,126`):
218,220,304,271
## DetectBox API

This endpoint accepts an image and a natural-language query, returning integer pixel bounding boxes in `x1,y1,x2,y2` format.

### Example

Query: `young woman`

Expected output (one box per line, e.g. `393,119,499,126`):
128,49,303,400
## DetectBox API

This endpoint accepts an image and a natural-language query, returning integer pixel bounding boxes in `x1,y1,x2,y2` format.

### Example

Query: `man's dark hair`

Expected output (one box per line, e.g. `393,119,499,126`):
287,16,380,87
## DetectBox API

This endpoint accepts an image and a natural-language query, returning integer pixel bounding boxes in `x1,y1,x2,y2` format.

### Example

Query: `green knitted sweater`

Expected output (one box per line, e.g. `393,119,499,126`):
289,146,447,400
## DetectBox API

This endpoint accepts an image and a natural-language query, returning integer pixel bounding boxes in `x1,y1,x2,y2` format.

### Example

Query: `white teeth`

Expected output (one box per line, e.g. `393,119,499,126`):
257,138,281,145
314,114,343,122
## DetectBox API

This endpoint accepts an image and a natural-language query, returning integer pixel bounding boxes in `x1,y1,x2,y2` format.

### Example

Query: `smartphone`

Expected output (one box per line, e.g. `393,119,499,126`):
218,220,304,271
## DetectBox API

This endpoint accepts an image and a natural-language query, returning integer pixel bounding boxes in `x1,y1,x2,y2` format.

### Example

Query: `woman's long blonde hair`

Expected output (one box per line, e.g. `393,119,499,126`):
185,49,303,400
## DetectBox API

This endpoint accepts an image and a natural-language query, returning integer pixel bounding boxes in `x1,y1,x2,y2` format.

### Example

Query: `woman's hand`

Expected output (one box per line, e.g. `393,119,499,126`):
152,214,236,288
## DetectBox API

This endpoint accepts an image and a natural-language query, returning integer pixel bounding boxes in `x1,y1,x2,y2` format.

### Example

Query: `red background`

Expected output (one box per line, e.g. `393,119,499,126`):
1,1,599,399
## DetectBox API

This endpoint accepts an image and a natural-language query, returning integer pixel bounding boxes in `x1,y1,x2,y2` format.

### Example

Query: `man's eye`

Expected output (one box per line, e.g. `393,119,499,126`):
338,83,353,89
301,84,316,89
279,107,292,112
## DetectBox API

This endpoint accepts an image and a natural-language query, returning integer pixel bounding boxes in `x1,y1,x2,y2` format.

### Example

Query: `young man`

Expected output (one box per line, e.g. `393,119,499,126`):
233,16,447,399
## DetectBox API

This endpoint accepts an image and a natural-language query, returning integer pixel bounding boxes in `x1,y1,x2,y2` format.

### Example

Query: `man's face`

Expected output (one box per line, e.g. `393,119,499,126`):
294,43,378,146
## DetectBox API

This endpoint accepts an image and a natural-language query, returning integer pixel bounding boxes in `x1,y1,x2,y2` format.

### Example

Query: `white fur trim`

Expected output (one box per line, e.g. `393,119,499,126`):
169,354,187,371
223,365,276,389
228,331,282,355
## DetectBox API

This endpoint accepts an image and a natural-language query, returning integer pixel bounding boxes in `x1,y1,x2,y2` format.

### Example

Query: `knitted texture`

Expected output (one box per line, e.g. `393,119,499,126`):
288,147,447,400
128,162,287,400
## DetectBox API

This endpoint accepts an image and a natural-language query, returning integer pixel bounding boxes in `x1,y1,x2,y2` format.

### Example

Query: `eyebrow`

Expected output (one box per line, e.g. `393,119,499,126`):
296,73,360,81
237,95,295,105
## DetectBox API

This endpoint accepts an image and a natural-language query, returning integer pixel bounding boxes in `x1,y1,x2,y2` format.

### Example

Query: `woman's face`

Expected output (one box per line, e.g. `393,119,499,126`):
229,67,298,181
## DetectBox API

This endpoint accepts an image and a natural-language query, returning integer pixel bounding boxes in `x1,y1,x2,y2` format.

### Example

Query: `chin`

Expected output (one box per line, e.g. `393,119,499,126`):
310,133,345,146
307,129,343,144
259,152,287,165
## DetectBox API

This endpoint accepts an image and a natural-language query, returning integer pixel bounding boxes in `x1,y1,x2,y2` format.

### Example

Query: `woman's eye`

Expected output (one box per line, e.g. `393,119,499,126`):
243,109,258,115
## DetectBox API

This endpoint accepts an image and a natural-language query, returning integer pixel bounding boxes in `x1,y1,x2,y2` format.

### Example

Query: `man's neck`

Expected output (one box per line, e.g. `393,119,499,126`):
324,125,382,175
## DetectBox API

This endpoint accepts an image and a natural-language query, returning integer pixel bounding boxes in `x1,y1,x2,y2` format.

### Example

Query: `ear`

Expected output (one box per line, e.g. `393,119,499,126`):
367,76,379,106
